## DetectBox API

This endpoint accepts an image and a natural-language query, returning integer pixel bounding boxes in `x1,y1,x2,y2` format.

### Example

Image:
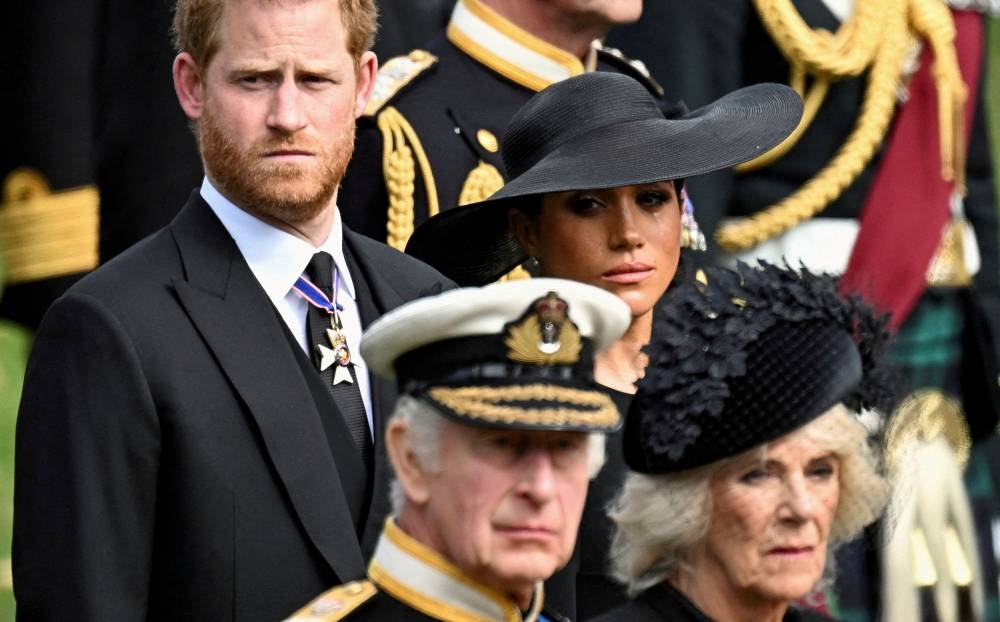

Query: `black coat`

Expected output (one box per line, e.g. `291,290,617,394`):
588,581,835,622
12,193,453,621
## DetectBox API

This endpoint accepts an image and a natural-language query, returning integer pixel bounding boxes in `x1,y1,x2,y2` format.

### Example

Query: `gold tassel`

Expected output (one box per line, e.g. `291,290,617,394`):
907,0,968,184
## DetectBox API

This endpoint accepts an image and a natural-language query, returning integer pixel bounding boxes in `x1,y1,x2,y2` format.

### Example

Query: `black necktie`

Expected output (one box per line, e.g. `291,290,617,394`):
304,252,373,469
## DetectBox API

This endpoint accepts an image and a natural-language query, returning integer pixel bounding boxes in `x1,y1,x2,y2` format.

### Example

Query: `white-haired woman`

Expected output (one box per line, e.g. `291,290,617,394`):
590,262,896,622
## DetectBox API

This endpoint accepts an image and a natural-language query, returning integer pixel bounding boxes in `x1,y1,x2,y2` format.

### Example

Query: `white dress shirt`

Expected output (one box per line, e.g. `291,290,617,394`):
200,178,373,435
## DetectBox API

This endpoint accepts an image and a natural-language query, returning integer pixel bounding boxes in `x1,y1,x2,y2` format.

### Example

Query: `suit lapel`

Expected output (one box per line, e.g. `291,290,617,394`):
343,231,402,554
169,195,366,580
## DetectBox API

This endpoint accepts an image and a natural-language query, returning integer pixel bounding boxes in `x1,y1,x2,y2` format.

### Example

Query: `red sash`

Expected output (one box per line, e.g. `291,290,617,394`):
839,10,983,329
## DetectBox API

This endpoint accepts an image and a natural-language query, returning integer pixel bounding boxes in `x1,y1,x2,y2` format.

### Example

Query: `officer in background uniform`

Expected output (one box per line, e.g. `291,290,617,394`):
285,278,631,622
338,0,664,250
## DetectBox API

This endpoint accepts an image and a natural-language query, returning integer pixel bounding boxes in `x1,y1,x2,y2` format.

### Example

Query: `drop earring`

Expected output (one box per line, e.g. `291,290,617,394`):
679,188,706,251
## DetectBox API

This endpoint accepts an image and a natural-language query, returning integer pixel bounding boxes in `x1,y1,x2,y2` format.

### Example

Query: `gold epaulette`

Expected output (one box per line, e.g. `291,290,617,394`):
284,580,377,622
0,167,99,284
364,50,438,117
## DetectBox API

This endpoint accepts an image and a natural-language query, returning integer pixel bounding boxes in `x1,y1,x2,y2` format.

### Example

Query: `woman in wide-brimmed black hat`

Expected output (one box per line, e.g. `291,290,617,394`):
406,71,803,617
591,261,896,622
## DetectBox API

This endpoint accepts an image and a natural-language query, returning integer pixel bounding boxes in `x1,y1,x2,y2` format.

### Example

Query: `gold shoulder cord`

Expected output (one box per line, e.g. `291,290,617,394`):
377,106,440,251
716,0,967,253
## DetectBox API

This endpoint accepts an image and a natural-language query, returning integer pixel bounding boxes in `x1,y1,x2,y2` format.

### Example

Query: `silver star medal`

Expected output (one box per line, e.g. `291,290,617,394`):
317,315,354,385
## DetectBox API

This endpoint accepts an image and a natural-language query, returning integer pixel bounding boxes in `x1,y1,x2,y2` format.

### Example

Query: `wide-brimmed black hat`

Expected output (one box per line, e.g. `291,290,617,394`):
406,72,804,285
623,261,898,474
361,278,632,432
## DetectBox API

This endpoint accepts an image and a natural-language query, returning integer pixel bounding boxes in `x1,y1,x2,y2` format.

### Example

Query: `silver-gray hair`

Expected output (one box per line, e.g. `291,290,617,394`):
609,404,891,594
388,395,608,513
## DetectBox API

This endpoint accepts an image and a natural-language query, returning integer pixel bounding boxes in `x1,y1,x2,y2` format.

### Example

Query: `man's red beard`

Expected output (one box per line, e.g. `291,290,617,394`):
198,105,355,225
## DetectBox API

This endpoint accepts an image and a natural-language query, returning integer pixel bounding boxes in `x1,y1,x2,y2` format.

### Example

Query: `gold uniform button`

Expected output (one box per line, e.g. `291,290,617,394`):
477,129,499,153
343,582,365,596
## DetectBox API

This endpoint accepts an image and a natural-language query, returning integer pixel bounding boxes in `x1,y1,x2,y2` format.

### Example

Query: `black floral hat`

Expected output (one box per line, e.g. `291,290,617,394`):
623,261,897,474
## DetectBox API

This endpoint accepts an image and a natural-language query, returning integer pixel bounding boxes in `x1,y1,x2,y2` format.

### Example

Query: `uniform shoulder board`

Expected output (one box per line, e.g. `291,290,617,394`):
283,580,378,621
364,50,438,116
595,44,664,98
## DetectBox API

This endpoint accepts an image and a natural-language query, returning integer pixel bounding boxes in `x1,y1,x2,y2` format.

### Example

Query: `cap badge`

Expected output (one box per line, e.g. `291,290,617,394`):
505,292,581,365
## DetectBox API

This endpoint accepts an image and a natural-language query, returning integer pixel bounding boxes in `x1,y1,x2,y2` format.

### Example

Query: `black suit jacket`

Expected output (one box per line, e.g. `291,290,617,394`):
12,193,454,621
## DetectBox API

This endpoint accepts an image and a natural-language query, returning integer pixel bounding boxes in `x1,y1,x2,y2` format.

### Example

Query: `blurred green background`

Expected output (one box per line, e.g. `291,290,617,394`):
1,245,31,620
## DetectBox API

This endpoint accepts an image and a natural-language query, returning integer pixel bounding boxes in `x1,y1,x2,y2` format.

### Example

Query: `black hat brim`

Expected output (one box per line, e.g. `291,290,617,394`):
407,83,803,285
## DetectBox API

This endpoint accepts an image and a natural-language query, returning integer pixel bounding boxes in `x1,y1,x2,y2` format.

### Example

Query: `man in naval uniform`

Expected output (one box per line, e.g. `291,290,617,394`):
337,0,664,251
285,278,632,622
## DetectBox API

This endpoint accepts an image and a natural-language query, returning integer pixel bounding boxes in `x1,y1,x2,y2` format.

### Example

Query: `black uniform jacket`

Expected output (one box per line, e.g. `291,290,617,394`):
12,192,453,621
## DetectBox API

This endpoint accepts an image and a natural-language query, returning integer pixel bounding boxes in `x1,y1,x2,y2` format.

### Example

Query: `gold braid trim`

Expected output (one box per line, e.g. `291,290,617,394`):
378,106,440,250
910,0,968,184
427,384,620,428
717,0,966,253
457,160,531,282
736,0,885,172
378,108,415,250
736,70,830,172
458,161,504,206
1,168,99,284
753,0,885,79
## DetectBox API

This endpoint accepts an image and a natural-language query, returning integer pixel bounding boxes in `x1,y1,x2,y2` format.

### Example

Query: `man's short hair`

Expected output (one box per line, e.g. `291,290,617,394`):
172,0,377,68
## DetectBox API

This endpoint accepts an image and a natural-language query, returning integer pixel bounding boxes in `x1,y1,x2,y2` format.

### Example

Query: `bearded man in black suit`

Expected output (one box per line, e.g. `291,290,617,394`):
12,0,453,620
